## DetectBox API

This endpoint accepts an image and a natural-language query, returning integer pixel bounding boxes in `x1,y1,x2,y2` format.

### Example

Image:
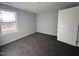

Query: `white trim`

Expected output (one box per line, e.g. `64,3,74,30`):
36,31,57,36
0,32,35,46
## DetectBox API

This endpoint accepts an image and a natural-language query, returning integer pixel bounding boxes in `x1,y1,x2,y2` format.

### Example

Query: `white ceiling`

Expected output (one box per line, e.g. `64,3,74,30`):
2,2,77,13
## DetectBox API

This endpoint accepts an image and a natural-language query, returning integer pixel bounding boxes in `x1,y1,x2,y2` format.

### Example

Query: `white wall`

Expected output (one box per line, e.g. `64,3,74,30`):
36,9,58,36
0,4,36,45
0,4,58,46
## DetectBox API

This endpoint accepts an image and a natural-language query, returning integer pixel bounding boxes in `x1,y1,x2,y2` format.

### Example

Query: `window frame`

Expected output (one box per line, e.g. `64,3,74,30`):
0,9,18,35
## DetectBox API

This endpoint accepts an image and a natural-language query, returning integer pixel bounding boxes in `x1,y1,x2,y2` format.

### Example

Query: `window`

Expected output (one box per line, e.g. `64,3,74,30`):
0,10,17,34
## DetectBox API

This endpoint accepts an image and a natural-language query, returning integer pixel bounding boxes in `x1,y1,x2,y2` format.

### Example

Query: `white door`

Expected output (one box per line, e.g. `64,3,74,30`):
57,7,79,46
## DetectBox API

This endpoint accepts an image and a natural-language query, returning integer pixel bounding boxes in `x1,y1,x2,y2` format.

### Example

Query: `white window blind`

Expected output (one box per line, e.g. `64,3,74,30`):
0,10,17,34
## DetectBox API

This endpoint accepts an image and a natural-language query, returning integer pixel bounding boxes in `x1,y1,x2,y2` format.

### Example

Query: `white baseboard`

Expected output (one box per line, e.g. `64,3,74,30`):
0,32,57,46
0,32,35,46
36,31,57,37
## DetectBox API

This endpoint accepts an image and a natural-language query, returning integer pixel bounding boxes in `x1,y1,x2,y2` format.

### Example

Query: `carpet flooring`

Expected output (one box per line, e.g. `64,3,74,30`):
0,32,79,56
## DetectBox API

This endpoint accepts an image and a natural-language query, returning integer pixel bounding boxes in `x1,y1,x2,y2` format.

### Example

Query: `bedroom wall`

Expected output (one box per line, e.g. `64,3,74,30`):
0,4,36,45
36,9,58,36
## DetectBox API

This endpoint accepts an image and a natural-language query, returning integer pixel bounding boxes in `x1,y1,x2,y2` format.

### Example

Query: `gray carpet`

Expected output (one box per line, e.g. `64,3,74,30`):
0,32,79,56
